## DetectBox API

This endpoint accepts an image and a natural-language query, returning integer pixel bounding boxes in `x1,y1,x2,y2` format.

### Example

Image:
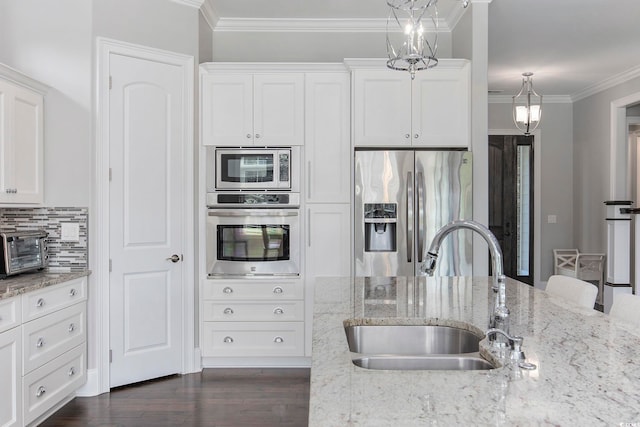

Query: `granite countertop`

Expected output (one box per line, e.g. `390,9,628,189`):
309,276,640,426
0,270,91,300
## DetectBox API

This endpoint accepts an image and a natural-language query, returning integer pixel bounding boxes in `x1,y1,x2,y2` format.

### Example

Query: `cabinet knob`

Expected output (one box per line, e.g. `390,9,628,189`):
274,336,284,343
255,134,261,139
223,336,234,343
273,307,284,315
36,386,46,398
246,134,252,138
273,286,284,294
36,298,45,308
69,288,77,297
68,367,76,377
68,323,76,333
223,287,233,294
36,337,45,348
414,134,419,139
223,307,234,315
405,134,410,139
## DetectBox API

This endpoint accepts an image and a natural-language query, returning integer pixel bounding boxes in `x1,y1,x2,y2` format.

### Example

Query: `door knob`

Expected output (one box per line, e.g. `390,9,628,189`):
166,254,182,263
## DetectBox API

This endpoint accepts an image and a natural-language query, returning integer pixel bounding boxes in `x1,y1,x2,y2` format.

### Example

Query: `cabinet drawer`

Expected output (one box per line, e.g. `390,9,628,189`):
22,277,87,322
23,344,85,425
203,301,304,322
0,296,21,334
204,280,303,300
202,322,304,357
23,302,85,374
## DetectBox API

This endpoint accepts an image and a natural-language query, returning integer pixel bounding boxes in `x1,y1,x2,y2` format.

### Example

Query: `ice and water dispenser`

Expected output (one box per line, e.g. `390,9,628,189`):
364,203,397,252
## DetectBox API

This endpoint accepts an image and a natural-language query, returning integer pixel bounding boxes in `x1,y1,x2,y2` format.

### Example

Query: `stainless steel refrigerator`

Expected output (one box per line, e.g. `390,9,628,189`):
355,149,473,277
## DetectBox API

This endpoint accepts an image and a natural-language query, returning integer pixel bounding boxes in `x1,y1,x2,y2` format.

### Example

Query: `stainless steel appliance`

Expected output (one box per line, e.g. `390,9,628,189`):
0,229,49,277
208,147,300,192
355,149,472,277
206,193,300,277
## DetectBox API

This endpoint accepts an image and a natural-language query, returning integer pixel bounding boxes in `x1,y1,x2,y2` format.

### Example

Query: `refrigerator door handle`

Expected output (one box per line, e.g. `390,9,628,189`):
407,171,413,263
417,171,425,263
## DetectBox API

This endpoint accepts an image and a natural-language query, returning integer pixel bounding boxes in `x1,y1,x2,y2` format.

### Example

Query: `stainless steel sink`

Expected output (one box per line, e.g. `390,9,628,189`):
344,325,482,355
351,355,495,371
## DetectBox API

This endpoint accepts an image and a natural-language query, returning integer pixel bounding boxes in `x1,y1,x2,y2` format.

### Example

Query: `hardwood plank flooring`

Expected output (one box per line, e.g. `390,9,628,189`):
40,368,310,427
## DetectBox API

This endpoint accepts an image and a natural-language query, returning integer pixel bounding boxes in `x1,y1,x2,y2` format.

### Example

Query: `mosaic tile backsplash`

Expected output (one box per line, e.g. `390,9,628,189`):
0,207,88,272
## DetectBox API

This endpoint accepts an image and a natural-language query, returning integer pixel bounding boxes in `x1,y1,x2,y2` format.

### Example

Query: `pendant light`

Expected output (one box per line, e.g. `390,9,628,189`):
386,0,439,79
512,72,542,135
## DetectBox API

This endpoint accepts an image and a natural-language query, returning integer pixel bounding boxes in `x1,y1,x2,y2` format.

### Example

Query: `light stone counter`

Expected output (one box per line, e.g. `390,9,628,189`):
0,270,90,300
309,276,640,426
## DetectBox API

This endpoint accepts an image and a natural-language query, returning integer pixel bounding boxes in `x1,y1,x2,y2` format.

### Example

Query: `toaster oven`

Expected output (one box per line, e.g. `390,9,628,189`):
0,230,49,277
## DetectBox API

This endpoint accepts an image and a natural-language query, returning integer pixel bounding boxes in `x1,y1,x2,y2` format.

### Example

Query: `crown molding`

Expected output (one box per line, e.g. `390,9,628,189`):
200,0,218,31
212,17,454,33
170,0,204,8
0,63,49,94
344,57,469,71
200,62,348,73
571,64,640,102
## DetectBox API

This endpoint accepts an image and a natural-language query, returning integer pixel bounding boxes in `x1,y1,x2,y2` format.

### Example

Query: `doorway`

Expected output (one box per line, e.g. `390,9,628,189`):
489,135,534,285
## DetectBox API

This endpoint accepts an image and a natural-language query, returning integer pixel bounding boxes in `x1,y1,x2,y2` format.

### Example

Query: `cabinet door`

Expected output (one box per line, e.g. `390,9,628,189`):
305,73,350,203
412,62,470,147
305,204,351,278
201,73,253,146
0,327,22,427
253,74,304,146
353,69,411,147
0,80,44,204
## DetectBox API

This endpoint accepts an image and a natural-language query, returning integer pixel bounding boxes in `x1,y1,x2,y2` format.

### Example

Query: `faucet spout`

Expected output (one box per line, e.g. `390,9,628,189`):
421,220,510,345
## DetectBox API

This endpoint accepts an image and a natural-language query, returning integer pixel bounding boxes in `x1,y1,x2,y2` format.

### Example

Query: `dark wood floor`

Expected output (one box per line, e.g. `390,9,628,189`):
40,368,310,427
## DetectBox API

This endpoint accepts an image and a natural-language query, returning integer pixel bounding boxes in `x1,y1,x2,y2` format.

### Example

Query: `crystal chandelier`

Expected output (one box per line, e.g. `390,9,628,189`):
386,0,439,79
512,72,542,135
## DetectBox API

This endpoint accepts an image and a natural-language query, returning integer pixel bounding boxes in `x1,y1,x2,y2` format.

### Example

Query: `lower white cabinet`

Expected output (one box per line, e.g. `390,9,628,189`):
201,278,305,359
0,324,22,427
0,277,87,427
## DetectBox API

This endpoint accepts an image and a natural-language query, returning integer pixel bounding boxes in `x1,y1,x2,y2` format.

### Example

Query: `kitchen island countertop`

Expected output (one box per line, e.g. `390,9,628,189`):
0,270,90,300
309,276,640,426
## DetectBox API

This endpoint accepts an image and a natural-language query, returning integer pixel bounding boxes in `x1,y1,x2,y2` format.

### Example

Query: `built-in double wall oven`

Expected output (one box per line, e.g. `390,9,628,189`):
206,147,301,278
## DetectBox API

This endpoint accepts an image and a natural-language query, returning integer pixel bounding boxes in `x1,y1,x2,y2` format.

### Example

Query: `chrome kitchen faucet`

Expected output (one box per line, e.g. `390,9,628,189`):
421,220,510,346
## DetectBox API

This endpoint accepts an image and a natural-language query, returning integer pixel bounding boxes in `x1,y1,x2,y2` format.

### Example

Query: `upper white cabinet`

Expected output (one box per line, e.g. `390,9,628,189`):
304,72,351,204
200,65,304,146
350,59,470,148
0,64,46,205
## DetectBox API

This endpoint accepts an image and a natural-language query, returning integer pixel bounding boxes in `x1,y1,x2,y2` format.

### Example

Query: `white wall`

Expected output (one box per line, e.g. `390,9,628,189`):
489,101,574,281
573,76,640,255
0,0,93,207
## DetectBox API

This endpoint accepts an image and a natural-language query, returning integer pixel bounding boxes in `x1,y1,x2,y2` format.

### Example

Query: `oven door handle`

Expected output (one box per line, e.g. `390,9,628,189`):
208,210,299,217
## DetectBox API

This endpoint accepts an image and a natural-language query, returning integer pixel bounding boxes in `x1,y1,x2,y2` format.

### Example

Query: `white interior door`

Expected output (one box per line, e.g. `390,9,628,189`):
108,53,184,388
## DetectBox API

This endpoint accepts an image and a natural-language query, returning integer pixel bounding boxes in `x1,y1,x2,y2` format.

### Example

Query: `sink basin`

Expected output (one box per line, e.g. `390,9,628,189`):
352,355,495,371
344,325,482,355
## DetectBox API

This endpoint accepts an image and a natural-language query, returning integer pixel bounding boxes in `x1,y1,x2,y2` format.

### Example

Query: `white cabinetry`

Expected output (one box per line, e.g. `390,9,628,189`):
350,59,470,148
0,64,46,205
201,279,305,359
0,277,87,426
0,297,22,427
200,66,304,146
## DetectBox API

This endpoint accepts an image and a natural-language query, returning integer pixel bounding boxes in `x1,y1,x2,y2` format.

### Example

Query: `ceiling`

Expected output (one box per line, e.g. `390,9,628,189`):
206,0,640,101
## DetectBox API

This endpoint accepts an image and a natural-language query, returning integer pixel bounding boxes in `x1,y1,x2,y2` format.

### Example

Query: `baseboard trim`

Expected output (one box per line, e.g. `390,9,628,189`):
76,368,102,397
201,356,311,368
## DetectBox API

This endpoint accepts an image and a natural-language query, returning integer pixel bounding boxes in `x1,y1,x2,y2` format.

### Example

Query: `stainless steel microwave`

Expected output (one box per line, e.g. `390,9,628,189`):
208,147,299,192
0,230,49,277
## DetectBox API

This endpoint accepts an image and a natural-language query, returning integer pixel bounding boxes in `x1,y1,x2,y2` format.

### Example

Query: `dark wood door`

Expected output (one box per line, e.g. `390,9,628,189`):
489,135,534,285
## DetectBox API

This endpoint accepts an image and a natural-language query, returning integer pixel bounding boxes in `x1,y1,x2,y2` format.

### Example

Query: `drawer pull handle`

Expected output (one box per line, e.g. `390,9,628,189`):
36,338,45,348
68,323,76,333
223,287,233,294
36,386,46,398
223,336,234,344
273,286,284,294
68,367,76,377
69,288,77,297
36,298,45,308
223,308,234,315
274,336,284,344
273,307,284,315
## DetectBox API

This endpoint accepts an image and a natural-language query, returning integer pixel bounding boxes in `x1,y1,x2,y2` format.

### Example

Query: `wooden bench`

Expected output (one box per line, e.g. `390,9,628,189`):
553,249,605,305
